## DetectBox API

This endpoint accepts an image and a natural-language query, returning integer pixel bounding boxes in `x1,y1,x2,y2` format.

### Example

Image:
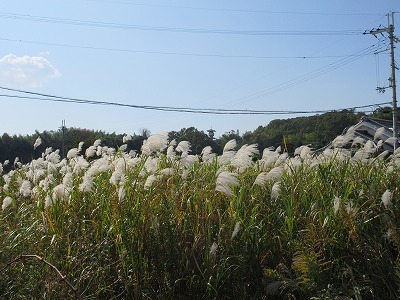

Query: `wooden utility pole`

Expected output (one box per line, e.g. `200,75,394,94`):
364,12,399,146
61,120,66,158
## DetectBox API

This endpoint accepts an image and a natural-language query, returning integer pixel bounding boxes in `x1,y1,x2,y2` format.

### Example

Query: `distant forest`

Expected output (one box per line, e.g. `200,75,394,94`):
0,107,393,170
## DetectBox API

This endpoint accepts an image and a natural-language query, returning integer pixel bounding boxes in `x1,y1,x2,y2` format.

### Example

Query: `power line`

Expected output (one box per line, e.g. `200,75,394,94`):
232,43,385,105
0,37,360,60
83,0,383,16
0,87,390,115
0,12,363,35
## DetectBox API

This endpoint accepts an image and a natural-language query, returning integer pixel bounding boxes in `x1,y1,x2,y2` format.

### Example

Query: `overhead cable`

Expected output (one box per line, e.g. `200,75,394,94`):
83,0,383,16
0,87,390,115
0,37,357,59
0,12,363,35
234,43,386,104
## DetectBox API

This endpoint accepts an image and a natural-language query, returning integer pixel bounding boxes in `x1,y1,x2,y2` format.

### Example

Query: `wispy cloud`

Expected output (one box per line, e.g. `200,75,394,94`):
0,54,61,88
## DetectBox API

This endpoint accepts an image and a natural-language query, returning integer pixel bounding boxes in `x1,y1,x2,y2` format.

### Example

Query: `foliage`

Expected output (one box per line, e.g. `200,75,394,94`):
1,131,400,299
248,110,364,153
0,110,370,170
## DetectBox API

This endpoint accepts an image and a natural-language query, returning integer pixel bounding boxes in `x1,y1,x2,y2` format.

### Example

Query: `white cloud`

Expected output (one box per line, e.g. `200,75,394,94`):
0,54,61,88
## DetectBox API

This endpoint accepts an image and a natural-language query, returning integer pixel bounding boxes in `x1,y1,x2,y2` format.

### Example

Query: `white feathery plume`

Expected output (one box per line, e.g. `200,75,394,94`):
374,127,386,141
44,147,53,156
57,159,68,176
160,168,174,176
294,145,305,157
376,150,389,161
169,139,177,147
218,140,237,165
285,157,302,174
110,158,126,186
93,139,102,147
106,147,115,156
351,136,365,147
19,180,31,198
4,172,13,185
78,141,84,152
127,157,141,169
0,163,3,175
376,140,384,149
25,168,34,182
266,166,284,181
381,189,393,208
394,146,400,157
271,182,281,201
3,160,9,166
144,174,158,190
144,157,160,174
392,156,400,168
33,136,42,150
67,148,79,159
39,174,54,191
85,146,97,158
122,135,132,143
342,128,356,146
72,156,89,174
52,183,68,201
332,135,344,148
215,170,239,197
223,139,237,153
63,172,73,188
231,144,259,172
118,185,126,202
319,152,332,164
352,149,369,162
253,172,268,186
385,137,398,146
218,150,236,165
167,145,176,159
45,195,53,208
231,222,241,240
260,148,279,169
79,174,94,192
176,141,191,156
86,157,111,176
129,150,136,157
96,146,103,157
299,146,312,160
120,144,128,152
167,140,177,159
2,196,12,210
181,155,198,168
262,147,275,159
46,150,61,164
274,152,288,167
209,242,218,260
141,131,169,156
201,146,216,163
333,196,341,214
337,148,352,161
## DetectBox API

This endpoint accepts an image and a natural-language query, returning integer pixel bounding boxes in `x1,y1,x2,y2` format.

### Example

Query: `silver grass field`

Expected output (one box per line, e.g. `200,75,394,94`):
1,131,400,299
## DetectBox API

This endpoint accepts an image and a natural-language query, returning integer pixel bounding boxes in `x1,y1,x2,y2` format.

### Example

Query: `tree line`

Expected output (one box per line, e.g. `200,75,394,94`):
0,107,392,171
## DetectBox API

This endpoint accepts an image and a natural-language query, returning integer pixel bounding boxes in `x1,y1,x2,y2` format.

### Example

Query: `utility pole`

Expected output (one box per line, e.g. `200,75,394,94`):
364,12,399,147
61,120,66,158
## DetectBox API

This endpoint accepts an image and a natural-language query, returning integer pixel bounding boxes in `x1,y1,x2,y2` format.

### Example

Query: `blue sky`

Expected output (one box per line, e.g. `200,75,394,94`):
0,0,398,137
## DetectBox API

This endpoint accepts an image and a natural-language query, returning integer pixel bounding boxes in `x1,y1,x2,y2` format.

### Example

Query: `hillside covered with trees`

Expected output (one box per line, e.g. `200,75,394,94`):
0,108,393,169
